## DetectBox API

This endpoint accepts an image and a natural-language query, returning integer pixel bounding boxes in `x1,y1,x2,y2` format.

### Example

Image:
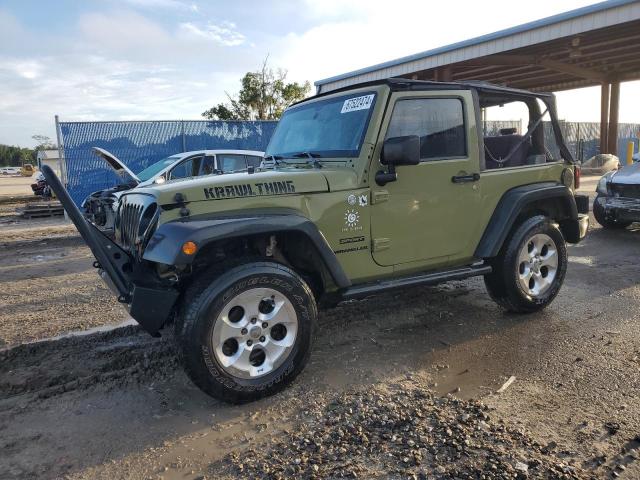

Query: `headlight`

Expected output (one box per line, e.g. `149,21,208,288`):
596,175,610,195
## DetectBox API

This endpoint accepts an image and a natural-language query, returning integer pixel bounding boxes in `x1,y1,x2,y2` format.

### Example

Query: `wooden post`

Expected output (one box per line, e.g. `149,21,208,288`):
441,66,453,82
608,81,620,156
600,83,609,154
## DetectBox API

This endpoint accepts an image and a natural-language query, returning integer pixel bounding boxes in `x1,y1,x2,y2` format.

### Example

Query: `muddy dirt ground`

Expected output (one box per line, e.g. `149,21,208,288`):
1,186,640,479
0,203,126,346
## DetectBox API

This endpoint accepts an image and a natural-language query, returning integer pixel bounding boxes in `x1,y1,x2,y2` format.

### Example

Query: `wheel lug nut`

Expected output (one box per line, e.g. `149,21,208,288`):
247,340,253,346
241,328,248,335
262,322,268,328
259,336,265,342
251,317,257,324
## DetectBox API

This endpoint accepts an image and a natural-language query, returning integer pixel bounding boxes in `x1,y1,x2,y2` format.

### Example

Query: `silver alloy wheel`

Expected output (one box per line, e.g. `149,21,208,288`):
517,233,558,297
211,287,298,380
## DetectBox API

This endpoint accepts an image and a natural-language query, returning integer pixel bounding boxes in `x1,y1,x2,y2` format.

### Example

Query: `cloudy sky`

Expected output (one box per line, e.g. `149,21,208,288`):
1,0,638,147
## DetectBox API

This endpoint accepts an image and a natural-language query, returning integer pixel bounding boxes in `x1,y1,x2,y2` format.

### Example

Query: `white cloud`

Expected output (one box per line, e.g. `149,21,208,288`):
115,0,197,10
179,21,246,46
6,60,44,79
79,11,173,54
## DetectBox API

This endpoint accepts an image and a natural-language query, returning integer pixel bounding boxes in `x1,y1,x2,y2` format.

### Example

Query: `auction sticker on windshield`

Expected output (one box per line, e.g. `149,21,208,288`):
341,94,375,113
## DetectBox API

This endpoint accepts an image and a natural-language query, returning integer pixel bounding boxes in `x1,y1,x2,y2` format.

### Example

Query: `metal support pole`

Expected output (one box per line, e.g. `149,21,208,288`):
608,81,620,156
54,114,69,220
181,120,186,153
599,83,609,154
54,115,67,183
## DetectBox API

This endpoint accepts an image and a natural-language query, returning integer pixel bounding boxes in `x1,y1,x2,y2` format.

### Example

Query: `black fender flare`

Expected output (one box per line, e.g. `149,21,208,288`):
474,182,579,258
143,210,351,288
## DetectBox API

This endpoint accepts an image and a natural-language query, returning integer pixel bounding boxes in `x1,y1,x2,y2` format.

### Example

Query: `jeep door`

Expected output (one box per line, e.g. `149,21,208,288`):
369,90,482,268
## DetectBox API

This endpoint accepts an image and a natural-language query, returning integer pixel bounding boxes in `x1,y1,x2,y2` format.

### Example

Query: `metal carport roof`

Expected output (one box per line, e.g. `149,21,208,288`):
315,0,640,94
314,0,640,155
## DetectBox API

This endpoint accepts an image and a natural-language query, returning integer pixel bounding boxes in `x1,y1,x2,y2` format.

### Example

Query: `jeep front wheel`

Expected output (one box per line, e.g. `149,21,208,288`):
176,261,316,403
484,215,567,313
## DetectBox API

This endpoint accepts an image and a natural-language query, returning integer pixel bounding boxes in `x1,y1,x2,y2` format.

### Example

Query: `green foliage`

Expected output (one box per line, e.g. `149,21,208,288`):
32,134,57,151
0,144,35,167
202,58,311,121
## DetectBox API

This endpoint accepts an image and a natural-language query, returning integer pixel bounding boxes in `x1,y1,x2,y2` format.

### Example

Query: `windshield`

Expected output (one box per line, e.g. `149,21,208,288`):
137,156,182,182
265,92,377,159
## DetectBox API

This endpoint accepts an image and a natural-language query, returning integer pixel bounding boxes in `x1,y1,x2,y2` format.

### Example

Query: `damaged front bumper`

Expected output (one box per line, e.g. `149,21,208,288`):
596,195,640,223
41,166,178,336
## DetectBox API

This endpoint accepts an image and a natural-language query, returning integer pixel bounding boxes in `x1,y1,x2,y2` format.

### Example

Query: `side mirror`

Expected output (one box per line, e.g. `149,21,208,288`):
381,135,420,166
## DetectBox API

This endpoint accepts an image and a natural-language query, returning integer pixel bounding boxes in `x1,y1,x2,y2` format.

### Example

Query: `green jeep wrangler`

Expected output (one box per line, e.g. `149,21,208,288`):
44,79,589,403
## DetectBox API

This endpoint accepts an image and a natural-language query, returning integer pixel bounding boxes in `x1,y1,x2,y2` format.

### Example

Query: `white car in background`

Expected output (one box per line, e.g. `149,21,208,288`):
83,148,264,231
1,167,21,175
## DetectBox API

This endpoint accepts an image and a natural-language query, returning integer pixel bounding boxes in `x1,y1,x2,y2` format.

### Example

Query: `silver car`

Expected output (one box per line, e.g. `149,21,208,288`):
83,148,264,231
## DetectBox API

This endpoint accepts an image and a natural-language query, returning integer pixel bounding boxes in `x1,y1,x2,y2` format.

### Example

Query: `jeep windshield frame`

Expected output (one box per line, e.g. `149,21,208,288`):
265,91,378,160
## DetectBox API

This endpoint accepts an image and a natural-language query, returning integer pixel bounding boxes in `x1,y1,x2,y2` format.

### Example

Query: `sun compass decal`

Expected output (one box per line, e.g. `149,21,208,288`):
344,209,360,228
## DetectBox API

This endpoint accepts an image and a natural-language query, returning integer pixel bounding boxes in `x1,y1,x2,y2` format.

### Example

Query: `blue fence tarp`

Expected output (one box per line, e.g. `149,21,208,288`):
60,120,278,206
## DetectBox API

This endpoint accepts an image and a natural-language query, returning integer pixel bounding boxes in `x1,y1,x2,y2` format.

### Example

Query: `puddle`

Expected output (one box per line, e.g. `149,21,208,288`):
569,255,595,266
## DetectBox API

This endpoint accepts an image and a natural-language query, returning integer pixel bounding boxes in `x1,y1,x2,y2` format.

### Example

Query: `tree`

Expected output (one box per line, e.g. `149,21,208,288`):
32,134,57,151
202,58,311,121
0,144,34,167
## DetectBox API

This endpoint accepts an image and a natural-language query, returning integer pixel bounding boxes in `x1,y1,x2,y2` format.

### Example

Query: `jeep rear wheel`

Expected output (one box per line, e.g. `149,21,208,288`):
484,215,567,313
176,261,316,403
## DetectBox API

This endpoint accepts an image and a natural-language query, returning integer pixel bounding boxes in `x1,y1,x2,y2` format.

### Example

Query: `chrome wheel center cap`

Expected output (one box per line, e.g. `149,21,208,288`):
249,326,262,339
532,258,540,272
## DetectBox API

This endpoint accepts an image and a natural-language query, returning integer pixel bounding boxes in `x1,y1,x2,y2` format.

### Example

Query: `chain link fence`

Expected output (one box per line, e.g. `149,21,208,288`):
58,120,277,206
555,121,640,163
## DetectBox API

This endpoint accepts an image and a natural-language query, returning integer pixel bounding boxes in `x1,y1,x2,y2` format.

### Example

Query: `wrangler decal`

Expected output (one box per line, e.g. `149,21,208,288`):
204,180,295,199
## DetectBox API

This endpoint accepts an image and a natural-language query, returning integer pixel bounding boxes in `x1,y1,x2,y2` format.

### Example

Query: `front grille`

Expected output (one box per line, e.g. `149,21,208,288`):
610,183,640,199
116,194,157,255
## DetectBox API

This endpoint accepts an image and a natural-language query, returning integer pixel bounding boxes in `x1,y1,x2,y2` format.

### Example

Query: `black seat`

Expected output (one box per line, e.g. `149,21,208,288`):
484,134,530,169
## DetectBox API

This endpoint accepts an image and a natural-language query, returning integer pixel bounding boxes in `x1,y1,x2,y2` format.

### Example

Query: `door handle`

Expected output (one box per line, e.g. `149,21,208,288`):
451,173,480,183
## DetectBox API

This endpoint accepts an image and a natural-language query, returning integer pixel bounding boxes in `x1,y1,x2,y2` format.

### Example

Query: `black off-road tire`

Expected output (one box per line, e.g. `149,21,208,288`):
593,196,631,229
176,260,317,404
484,215,567,313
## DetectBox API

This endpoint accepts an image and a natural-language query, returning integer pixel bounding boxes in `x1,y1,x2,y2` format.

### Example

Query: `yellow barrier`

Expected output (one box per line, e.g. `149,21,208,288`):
627,141,635,165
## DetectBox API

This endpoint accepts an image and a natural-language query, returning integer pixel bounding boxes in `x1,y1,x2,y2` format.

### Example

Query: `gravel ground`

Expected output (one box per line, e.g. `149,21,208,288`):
1,183,640,479
212,380,596,479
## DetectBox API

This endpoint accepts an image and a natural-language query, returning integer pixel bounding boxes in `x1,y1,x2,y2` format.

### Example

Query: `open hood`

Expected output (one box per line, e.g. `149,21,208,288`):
92,147,140,185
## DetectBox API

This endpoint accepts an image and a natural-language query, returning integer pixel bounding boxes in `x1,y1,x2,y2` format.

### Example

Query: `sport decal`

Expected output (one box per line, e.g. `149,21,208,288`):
340,94,375,114
203,180,295,200
339,236,365,245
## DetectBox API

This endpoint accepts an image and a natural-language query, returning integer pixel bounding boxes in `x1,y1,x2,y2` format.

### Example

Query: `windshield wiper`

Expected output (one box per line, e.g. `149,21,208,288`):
262,154,283,167
292,152,322,158
289,152,323,168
